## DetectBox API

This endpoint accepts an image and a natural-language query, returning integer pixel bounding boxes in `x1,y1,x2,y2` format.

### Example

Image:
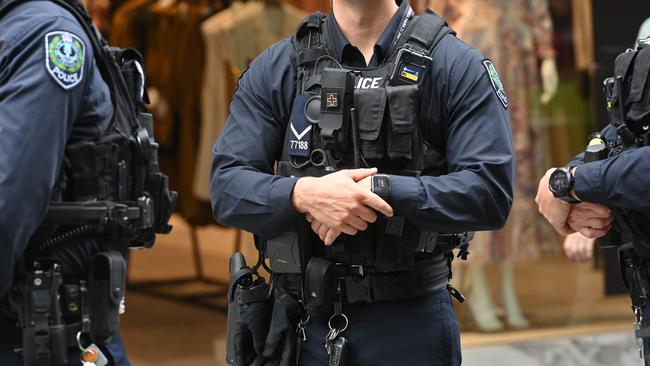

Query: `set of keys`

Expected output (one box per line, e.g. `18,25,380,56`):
77,332,108,366
324,297,349,366
634,306,645,359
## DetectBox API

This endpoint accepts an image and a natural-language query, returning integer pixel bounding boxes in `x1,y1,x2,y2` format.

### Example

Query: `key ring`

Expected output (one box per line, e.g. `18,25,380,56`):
328,313,349,333
76,332,86,352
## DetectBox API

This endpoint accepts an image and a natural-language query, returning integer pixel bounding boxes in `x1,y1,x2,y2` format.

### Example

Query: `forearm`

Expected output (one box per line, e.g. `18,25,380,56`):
210,153,301,239
388,170,511,233
574,146,650,210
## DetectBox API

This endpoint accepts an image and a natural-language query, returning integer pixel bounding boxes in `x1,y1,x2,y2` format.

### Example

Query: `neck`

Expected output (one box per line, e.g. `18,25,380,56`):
332,0,399,65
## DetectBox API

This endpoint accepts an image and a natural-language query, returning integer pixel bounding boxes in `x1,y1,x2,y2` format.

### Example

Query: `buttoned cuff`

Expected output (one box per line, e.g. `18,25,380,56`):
269,176,302,229
386,175,421,217
573,162,606,204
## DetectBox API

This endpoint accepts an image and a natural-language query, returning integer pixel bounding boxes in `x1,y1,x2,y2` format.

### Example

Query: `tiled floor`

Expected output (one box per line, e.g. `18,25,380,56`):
120,215,636,365
463,331,644,366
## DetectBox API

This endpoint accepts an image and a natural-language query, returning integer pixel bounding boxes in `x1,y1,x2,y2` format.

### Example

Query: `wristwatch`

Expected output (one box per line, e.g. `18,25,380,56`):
548,167,580,203
371,174,391,197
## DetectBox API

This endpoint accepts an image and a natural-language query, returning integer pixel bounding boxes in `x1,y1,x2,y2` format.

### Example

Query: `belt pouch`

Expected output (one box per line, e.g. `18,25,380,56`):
87,251,126,343
386,85,418,163
354,88,387,160
304,258,335,316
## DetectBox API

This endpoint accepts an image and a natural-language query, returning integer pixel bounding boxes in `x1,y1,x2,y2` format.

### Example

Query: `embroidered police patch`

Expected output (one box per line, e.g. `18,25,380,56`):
45,31,85,89
482,59,508,109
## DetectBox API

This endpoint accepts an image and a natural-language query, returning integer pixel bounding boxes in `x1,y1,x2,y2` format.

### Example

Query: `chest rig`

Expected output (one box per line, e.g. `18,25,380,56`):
264,11,472,276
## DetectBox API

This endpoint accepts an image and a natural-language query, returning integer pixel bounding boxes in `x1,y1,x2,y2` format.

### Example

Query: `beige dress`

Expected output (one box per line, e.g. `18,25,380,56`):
429,0,558,262
193,2,306,201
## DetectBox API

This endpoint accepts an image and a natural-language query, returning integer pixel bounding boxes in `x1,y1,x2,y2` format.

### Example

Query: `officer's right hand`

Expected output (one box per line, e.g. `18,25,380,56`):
291,168,393,237
566,202,613,239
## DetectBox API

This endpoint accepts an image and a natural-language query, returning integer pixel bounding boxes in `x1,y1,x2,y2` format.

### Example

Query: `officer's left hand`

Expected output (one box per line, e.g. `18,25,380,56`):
535,168,575,235
566,202,613,239
563,232,595,262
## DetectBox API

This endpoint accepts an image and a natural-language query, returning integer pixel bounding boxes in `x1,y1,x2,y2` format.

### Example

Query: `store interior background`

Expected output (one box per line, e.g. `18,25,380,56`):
83,0,650,364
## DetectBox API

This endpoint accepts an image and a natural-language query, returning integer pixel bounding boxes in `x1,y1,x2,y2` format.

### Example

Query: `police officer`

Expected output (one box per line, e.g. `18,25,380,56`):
212,0,513,364
0,0,175,364
535,39,650,362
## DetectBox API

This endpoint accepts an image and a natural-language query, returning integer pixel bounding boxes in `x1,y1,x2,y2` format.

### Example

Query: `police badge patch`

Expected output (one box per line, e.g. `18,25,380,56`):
45,31,85,89
482,59,508,109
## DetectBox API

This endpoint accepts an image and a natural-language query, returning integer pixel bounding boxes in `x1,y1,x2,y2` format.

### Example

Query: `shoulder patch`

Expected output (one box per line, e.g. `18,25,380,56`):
44,31,85,90
482,59,508,109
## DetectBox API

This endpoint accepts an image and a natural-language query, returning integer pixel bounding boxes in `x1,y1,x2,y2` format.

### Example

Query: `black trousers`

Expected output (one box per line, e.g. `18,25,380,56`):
298,288,461,366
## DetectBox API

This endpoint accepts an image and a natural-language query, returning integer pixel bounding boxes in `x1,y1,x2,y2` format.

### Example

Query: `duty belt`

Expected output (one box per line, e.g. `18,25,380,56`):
337,254,451,305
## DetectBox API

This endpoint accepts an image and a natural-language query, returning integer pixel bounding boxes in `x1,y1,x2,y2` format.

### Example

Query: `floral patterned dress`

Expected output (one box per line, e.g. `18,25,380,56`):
428,0,558,262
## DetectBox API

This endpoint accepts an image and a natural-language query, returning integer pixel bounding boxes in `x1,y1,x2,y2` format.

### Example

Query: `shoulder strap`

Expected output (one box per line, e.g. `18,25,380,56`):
389,9,455,61
292,12,331,95
293,12,328,67
630,47,650,104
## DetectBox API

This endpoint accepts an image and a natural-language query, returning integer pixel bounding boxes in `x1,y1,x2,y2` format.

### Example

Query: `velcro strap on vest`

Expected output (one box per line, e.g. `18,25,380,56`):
296,48,328,66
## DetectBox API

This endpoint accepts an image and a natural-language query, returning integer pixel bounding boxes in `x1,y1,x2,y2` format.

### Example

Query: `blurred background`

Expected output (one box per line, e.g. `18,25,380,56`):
81,0,650,364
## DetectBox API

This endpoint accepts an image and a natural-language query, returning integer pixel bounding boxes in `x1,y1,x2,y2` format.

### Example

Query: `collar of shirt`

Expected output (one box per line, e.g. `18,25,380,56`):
327,0,412,68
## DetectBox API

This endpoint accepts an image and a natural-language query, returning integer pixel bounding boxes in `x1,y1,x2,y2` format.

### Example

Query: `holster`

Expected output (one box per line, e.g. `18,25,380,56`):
226,253,271,366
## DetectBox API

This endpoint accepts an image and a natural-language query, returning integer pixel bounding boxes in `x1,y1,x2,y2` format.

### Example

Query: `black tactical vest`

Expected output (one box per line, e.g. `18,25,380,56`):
265,11,472,272
0,0,177,251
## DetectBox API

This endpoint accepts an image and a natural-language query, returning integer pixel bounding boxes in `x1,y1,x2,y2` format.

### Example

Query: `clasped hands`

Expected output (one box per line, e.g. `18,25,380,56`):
291,168,393,245
535,168,614,239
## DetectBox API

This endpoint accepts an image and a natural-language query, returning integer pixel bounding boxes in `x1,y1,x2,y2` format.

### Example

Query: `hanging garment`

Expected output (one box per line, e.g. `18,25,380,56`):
428,0,558,262
194,1,306,201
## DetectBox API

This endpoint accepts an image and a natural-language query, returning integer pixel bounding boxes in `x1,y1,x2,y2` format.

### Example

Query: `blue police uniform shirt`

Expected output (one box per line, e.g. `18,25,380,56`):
0,3,132,366
0,0,112,297
211,2,514,238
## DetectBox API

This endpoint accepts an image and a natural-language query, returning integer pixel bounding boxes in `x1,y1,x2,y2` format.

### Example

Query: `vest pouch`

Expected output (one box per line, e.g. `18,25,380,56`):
354,87,387,160
65,134,129,202
375,216,406,272
87,251,126,343
343,229,375,265
386,85,419,163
